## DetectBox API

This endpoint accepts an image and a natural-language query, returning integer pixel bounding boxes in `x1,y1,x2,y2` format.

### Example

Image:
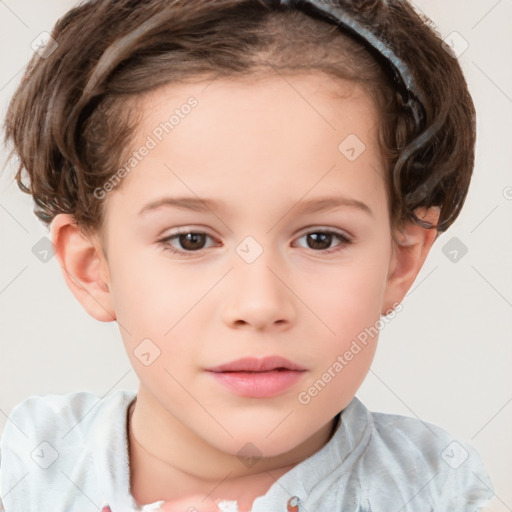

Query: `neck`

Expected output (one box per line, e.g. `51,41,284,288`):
127,391,339,509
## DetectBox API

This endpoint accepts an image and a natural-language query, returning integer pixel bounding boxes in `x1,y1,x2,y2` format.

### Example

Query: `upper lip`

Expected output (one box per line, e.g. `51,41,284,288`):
205,356,307,373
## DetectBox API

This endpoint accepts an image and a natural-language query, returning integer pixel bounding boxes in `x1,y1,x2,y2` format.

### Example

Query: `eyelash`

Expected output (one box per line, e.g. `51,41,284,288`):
157,228,352,257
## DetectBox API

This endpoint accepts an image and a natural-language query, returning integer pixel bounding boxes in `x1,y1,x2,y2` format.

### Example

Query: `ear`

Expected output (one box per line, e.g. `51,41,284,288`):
50,213,115,322
382,207,440,314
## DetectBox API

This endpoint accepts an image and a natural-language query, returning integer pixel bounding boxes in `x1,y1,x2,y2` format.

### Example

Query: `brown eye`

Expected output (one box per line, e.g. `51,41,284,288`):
295,230,351,254
306,232,333,250
158,230,217,256
177,232,207,251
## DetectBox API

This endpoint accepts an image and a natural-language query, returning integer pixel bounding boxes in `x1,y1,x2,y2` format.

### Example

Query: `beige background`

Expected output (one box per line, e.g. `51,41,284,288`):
1,1,511,509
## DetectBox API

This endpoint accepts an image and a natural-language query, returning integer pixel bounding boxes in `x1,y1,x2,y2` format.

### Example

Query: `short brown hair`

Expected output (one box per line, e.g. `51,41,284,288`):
3,0,476,234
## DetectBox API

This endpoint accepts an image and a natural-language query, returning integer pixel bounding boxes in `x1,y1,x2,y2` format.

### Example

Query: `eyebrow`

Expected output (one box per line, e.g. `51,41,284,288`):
138,196,373,217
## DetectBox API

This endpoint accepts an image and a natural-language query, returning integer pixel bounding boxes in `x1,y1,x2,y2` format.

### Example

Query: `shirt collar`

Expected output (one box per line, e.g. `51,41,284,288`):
249,396,373,511
91,391,372,512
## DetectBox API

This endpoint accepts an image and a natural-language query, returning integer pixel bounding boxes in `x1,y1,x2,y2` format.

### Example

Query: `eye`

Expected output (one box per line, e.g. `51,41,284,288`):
158,230,218,256
157,228,352,257
294,229,352,254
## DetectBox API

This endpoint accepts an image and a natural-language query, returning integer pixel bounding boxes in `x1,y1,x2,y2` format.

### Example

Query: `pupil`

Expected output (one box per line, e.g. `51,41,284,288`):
180,233,205,250
308,232,331,250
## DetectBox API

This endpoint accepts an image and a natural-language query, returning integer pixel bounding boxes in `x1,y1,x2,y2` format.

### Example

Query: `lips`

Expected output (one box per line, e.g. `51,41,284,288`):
205,356,306,373
205,356,307,398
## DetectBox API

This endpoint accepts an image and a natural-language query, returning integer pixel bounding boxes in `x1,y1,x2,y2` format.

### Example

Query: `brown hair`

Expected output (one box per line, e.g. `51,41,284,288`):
3,0,476,234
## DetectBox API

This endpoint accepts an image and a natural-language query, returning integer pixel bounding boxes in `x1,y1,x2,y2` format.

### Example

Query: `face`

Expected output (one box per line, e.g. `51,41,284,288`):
98,73,396,457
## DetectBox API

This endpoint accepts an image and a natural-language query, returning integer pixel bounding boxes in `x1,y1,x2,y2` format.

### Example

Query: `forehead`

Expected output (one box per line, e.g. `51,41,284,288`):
105,72,388,223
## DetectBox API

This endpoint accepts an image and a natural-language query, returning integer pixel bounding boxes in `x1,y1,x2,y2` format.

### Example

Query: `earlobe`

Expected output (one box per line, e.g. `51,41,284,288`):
382,207,440,314
50,214,116,322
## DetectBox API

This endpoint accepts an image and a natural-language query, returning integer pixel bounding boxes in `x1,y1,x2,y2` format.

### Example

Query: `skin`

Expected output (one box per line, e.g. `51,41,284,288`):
50,72,439,511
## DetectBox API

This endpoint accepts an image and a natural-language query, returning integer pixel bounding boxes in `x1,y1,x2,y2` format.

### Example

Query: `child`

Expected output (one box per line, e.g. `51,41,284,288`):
0,0,495,511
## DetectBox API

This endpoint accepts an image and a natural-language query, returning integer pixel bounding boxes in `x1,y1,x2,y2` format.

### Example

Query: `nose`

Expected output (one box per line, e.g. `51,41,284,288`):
221,249,296,331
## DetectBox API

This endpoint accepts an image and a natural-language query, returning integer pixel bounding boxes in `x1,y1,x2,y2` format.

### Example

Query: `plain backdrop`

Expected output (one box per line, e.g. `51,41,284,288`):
1,1,511,510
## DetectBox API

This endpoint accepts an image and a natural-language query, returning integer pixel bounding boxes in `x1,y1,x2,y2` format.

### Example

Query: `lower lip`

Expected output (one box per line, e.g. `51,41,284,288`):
207,370,306,398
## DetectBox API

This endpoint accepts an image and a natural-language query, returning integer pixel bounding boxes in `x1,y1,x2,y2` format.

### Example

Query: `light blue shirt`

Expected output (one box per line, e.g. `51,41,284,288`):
0,390,494,511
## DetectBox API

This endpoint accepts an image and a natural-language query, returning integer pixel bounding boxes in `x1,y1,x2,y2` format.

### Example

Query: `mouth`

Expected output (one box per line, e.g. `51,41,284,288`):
205,355,307,373
205,356,307,398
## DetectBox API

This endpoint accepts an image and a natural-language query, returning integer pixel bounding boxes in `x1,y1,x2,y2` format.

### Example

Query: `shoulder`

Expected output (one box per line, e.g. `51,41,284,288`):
370,407,486,475
3,389,136,440
348,399,495,510
0,389,136,510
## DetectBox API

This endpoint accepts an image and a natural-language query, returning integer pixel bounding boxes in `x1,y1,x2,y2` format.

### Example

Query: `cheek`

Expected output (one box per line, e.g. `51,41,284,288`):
106,242,195,343
295,262,388,411
107,250,203,394
313,251,392,338
319,271,384,359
